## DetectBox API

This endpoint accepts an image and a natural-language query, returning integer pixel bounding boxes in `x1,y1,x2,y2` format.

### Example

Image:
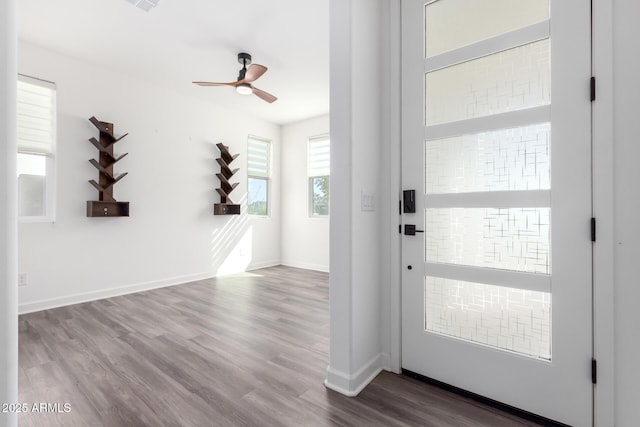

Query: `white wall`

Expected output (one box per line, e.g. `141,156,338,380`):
0,0,19,425
326,0,388,396
613,1,640,425
281,114,330,272
17,41,281,313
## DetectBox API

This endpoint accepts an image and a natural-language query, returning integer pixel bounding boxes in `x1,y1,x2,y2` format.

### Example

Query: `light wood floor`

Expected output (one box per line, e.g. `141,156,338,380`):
19,266,539,426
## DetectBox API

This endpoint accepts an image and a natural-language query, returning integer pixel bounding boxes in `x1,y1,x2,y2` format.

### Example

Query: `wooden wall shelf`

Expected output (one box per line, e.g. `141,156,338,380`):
87,201,130,217
214,143,241,215
86,116,130,217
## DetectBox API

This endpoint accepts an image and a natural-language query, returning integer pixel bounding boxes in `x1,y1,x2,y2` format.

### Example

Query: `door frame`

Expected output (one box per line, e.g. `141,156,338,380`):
385,0,614,425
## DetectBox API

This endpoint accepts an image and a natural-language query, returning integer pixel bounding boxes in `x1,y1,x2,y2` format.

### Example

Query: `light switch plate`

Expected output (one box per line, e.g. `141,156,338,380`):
361,190,376,212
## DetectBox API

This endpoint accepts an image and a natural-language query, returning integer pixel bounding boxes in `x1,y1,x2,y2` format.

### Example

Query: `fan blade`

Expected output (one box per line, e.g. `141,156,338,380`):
192,81,238,87
242,64,268,83
252,86,278,103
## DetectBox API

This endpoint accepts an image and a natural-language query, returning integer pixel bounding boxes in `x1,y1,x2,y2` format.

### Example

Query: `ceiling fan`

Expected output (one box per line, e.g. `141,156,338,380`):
193,53,278,103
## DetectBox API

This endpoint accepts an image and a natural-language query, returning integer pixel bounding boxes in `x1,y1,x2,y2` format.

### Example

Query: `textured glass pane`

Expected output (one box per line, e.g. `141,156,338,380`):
248,177,268,215
425,0,549,58
425,276,551,360
425,123,550,194
425,40,550,126
425,208,550,274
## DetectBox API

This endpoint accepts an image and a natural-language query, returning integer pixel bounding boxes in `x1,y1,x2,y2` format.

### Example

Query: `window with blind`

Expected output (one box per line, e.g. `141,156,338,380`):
247,136,270,216
17,75,56,221
308,135,330,216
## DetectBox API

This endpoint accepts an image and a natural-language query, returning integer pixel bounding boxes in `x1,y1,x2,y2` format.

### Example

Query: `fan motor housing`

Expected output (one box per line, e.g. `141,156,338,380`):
237,52,252,66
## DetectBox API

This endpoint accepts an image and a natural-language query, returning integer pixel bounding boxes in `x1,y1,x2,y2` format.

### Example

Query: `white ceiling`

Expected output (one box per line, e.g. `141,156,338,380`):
17,0,330,125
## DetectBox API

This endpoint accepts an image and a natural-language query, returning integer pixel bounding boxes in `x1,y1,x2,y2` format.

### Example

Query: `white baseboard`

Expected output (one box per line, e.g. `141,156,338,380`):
19,270,224,315
324,353,385,396
19,260,287,315
281,260,330,273
246,260,281,271
379,352,393,372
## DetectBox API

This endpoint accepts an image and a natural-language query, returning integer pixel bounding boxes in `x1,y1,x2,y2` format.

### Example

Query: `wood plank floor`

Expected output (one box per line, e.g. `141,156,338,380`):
18,266,540,426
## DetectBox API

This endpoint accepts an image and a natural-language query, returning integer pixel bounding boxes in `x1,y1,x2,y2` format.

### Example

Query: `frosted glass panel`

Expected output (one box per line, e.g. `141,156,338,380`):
425,276,551,360
425,0,550,58
425,40,550,126
425,208,550,274
425,123,550,194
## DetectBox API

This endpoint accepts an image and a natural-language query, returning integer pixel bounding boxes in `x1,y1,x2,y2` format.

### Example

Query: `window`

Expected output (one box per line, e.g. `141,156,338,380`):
308,135,330,216
247,136,270,216
17,75,56,221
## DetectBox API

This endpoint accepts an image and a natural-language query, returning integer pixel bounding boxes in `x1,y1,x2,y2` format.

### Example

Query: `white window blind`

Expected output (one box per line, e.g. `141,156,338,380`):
17,75,56,155
308,135,330,177
247,137,270,178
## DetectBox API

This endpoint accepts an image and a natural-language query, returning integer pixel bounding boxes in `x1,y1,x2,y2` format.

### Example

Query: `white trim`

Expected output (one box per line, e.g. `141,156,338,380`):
426,263,551,293
425,106,550,141
19,271,219,314
425,21,550,73
280,260,329,273
246,260,281,271
327,0,353,397
425,190,550,208
1,0,18,421
592,0,615,424
388,0,402,374
324,353,385,396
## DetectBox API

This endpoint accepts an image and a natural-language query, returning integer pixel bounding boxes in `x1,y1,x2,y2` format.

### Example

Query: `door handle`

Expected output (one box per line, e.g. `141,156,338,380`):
404,224,424,236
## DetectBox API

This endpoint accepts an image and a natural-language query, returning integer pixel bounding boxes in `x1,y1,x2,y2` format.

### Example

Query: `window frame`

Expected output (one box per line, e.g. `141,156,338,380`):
17,74,57,223
307,134,330,217
247,135,271,217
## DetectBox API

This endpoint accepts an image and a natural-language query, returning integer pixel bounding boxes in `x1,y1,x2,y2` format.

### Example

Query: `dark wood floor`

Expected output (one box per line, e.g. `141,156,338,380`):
18,266,539,426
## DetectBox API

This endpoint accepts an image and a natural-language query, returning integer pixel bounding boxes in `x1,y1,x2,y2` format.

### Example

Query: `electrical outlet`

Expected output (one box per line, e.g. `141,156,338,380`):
18,273,28,287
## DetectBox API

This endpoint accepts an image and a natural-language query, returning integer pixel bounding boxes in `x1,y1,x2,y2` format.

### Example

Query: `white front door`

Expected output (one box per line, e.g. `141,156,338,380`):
401,1,593,425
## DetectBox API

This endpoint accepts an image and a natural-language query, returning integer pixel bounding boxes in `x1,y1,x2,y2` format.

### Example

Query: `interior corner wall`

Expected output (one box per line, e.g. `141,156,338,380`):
326,0,386,396
17,41,281,314
0,0,18,425
612,1,640,424
281,114,330,272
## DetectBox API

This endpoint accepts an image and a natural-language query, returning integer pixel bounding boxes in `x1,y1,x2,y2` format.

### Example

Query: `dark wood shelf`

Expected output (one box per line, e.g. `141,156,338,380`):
87,201,130,217
86,116,129,217
214,143,240,215
213,203,241,215
216,143,239,165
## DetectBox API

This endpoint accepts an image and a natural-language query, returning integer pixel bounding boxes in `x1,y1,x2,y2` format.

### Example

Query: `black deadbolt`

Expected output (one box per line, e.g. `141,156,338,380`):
403,190,416,213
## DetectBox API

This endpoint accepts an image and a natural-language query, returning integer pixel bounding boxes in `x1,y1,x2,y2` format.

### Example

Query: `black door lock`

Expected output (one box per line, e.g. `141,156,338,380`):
404,224,424,236
403,190,416,213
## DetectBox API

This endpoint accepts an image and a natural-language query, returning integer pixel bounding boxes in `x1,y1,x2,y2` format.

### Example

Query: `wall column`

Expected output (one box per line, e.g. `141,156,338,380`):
0,0,19,425
325,0,354,394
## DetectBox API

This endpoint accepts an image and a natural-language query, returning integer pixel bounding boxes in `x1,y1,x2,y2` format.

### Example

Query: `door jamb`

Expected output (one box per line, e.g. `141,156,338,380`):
387,0,402,374
591,0,615,425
